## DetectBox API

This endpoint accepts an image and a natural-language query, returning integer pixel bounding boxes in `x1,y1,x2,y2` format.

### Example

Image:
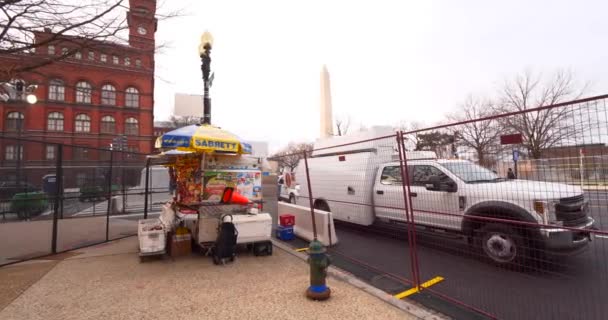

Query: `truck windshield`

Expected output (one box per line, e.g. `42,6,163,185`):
440,162,503,183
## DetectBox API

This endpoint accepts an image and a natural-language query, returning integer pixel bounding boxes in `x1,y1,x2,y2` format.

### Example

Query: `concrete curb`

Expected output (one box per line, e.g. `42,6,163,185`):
271,239,449,320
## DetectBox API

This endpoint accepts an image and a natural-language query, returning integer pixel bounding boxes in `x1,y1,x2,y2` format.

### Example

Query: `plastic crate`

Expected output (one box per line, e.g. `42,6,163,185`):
279,214,295,227
138,219,166,254
275,225,294,241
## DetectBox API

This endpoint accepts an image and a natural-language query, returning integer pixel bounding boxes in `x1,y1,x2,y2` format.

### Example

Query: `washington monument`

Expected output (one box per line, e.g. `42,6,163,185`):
320,65,333,138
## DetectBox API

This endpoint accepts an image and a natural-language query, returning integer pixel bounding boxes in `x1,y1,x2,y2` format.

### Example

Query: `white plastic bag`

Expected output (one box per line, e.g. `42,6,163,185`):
159,202,176,230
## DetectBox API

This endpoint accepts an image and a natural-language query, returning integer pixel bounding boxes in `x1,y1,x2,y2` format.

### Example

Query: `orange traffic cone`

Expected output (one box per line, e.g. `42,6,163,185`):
221,187,251,205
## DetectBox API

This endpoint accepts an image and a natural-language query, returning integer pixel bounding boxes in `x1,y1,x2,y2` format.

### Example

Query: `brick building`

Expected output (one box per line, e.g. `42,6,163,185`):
0,0,157,170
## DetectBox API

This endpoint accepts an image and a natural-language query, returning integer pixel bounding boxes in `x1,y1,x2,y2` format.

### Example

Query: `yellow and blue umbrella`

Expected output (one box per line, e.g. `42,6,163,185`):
159,124,252,154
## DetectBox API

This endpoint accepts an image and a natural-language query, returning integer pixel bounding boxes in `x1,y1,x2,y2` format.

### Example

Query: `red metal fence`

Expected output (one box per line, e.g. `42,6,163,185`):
273,94,608,320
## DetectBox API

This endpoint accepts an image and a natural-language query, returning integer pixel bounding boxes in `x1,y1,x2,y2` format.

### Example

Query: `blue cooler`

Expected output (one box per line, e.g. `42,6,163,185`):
275,225,294,241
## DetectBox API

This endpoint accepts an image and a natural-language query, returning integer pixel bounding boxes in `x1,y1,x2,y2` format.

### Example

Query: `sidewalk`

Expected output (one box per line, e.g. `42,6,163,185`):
0,237,435,320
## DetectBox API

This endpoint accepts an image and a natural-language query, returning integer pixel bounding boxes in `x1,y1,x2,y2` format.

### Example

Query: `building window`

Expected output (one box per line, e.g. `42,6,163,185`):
88,51,95,60
124,57,130,66
75,51,82,59
75,114,91,133
101,84,116,105
100,116,115,133
61,47,68,56
75,81,92,103
48,79,65,101
135,59,142,68
74,148,88,161
125,117,139,135
47,112,64,131
100,54,107,62
76,173,87,186
125,87,139,108
5,145,23,160
5,112,24,131
46,145,56,160
48,45,55,55
112,56,119,64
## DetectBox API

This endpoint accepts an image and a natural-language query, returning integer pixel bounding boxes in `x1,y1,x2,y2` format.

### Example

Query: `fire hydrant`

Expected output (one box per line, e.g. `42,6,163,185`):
306,239,331,300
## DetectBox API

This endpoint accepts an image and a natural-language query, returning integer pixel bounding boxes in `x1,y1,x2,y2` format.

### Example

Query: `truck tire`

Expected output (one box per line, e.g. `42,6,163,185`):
289,194,296,204
314,200,330,212
476,223,526,267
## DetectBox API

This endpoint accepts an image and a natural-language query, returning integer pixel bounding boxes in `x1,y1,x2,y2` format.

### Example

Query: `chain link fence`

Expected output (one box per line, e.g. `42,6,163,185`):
0,138,171,266
272,94,608,320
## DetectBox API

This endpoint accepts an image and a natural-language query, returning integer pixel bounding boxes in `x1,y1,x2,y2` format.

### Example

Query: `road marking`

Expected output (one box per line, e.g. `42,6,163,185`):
295,248,308,252
394,276,445,299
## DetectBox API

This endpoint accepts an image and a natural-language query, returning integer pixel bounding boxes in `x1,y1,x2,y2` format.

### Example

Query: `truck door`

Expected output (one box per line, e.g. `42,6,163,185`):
373,165,408,222
409,165,461,230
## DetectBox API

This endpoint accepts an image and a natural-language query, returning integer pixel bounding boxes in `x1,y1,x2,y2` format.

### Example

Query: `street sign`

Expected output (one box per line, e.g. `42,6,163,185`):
112,135,128,151
513,150,519,162
500,133,523,145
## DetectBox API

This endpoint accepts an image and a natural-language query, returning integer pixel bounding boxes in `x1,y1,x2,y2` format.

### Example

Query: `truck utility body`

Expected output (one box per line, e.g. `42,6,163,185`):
295,134,595,266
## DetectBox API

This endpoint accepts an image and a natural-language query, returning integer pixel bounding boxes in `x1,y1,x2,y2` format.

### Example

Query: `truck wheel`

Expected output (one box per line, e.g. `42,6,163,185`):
314,200,330,212
477,223,525,267
289,195,296,204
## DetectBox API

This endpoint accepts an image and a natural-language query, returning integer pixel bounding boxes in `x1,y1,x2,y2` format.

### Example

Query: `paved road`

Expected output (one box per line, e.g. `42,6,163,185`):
329,192,608,320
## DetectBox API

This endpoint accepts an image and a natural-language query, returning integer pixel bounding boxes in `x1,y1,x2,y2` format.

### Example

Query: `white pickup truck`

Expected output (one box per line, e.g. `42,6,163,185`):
277,173,300,204
295,142,595,266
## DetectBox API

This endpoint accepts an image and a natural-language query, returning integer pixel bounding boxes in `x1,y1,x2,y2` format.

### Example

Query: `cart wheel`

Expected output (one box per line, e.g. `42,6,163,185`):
230,255,235,262
213,255,220,265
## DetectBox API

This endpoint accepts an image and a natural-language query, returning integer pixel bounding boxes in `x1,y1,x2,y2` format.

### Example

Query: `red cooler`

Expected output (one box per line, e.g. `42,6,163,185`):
279,214,295,227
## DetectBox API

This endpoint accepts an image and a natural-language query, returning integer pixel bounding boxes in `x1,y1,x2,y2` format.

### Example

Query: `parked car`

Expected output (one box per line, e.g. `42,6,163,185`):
0,181,40,202
10,192,49,219
295,138,595,267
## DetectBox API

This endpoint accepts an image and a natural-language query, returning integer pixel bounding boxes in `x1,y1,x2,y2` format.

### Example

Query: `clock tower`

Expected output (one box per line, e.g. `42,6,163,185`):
127,0,157,51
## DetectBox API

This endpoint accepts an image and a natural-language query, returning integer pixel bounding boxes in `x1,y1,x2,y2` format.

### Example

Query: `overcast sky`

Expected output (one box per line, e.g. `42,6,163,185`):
153,0,608,153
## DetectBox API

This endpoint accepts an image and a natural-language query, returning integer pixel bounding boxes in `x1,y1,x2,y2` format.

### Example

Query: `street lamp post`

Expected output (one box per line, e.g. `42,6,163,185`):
198,31,214,125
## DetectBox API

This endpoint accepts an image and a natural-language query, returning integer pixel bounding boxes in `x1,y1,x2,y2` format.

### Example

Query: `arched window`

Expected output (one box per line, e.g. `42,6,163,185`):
75,81,92,103
125,87,139,108
47,112,64,131
101,84,116,105
75,114,91,133
125,117,139,135
100,115,115,133
48,79,65,101
6,112,24,131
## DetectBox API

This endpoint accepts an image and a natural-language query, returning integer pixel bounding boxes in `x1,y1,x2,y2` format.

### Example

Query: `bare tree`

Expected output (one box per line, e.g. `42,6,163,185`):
496,70,587,159
397,121,424,151
447,95,502,165
269,142,314,172
169,115,200,128
0,0,181,80
334,115,351,136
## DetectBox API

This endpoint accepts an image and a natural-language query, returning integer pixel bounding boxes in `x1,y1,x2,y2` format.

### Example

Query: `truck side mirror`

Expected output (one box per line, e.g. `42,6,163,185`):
425,176,441,191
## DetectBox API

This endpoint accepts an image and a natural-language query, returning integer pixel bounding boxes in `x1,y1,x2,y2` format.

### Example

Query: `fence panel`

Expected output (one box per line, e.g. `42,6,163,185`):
274,134,422,296
56,144,110,251
108,150,149,240
0,138,56,265
0,138,155,266
402,96,608,319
